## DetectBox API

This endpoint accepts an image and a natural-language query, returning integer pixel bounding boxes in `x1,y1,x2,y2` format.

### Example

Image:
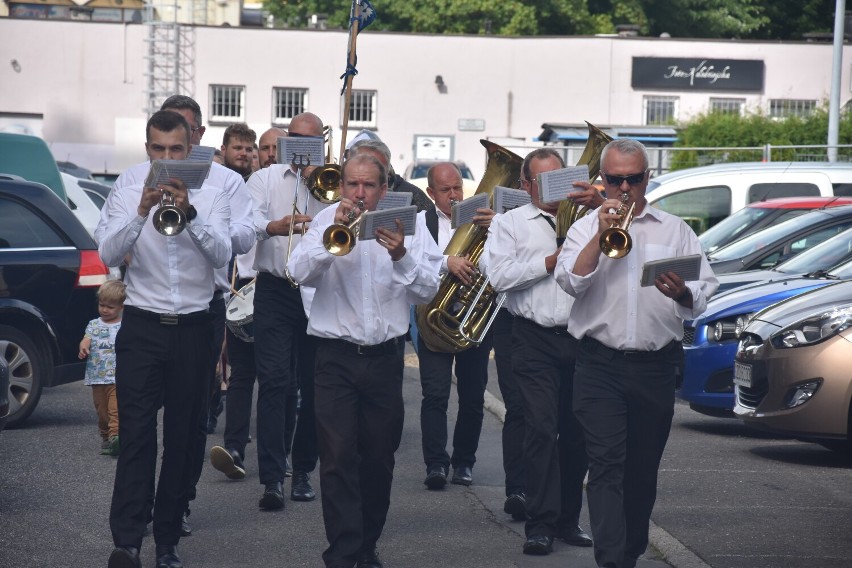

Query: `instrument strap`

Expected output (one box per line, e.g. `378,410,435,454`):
540,214,556,233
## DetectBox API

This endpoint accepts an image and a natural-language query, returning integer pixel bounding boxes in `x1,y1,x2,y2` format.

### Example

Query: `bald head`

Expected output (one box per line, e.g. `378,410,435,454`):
258,127,287,168
288,112,323,137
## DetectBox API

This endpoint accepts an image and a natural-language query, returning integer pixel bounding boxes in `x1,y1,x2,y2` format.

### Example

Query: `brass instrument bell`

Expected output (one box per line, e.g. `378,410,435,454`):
599,193,635,259
152,191,187,236
323,200,364,256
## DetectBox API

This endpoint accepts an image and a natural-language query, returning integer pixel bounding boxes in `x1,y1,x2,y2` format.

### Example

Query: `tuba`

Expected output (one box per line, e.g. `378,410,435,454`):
415,140,523,354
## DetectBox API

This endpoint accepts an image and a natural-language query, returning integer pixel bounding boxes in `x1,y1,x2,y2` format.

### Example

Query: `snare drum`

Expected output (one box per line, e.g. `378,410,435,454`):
225,281,255,342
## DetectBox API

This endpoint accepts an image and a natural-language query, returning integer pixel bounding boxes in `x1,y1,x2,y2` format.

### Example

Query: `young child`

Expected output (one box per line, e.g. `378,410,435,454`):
79,279,126,456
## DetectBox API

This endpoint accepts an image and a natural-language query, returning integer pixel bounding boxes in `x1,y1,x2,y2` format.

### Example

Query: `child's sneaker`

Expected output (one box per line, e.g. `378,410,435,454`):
107,435,120,457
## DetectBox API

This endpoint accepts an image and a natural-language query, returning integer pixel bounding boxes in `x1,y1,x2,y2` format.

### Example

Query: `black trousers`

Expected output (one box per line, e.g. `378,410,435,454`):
492,308,524,496
187,294,225,510
573,337,681,568
110,307,213,548
314,337,405,568
512,317,587,538
223,287,256,459
253,271,311,485
417,330,492,470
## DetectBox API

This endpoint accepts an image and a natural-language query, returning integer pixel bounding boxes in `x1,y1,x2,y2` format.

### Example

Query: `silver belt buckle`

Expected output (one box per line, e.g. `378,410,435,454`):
159,313,179,326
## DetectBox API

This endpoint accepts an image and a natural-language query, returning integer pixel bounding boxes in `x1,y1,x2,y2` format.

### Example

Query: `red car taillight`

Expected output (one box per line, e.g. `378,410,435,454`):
76,250,110,288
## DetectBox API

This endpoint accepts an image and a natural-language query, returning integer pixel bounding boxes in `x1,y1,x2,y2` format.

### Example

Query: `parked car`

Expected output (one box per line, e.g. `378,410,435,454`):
679,255,852,416
714,227,852,293
698,196,852,254
78,179,112,209
402,159,478,199
0,132,68,203
733,280,852,455
707,205,852,275
60,172,102,237
646,161,852,234
0,354,8,434
0,178,111,427
57,160,94,180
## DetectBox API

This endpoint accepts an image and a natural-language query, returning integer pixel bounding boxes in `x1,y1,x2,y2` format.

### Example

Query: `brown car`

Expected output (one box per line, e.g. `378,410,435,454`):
733,280,852,454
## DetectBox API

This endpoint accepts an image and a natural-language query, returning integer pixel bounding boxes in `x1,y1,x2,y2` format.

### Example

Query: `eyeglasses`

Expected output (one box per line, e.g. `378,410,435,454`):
602,171,647,186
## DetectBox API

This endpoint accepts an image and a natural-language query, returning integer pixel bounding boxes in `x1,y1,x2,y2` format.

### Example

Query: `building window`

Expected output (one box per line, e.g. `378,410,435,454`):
345,89,377,128
643,96,678,125
210,85,245,122
770,99,817,119
272,87,308,125
710,97,745,115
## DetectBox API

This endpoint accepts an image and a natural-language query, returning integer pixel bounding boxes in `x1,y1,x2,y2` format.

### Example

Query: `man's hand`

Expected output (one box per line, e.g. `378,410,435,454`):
334,198,362,225
596,198,623,237
472,208,496,229
376,219,406,261
570,181,605,209
656,271,692,308
545,247,562,274
266,214,312,237
448,254,476,285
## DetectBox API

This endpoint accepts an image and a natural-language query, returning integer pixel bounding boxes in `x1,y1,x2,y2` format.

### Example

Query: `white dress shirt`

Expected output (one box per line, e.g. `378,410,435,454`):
554,204,719,351
434,207,452,274
286,203,442,345
482,203,573,328
97,160,255,294
97,182,232,314
247,164,330,279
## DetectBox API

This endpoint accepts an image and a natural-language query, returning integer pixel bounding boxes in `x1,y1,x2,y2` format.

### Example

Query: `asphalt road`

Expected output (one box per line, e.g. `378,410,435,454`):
1,348,850,567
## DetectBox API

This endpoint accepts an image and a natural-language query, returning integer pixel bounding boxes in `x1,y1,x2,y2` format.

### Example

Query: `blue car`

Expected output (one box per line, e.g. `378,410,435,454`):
679,259,852,416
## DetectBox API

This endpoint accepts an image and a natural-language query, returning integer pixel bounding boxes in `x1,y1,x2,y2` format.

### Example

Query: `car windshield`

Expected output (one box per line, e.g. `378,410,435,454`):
698,206,773,253
774,228,852,274
829,258,852,279
708,212,828,261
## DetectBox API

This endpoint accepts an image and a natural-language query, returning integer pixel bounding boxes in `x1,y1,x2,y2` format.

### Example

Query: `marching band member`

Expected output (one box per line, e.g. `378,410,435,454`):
416,162,495,489
555,138,717,568
482,148,599,556
100,110,231,568
287,153,441,568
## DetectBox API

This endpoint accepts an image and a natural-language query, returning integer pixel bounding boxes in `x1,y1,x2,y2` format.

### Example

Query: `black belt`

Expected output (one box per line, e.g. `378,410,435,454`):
124,305,210,326
515,316,573,337
582,336,678,360
319,336,403,357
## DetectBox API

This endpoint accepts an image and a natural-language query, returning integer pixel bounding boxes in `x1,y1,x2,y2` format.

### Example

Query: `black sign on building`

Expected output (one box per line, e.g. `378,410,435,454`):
631,57,764,92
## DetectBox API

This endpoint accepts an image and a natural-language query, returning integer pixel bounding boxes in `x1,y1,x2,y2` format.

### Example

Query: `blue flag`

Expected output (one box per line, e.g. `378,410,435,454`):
354,0,376,33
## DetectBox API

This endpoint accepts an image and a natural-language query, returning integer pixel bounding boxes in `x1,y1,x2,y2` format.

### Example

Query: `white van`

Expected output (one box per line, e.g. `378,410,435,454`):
60,172,102,238
645,162,852,234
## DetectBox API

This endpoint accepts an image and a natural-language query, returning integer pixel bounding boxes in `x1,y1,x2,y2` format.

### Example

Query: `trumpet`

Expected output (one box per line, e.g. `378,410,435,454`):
152,190,186,236
323,200,365,256
599,193,635,259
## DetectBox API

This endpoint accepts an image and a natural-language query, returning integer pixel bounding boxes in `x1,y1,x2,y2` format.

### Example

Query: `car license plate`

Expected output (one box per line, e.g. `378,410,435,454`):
733,362,752,388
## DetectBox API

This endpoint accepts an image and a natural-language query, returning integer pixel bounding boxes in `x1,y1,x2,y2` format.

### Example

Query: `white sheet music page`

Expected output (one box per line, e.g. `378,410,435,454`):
277,136,324,168
492,186,531,213
537,165,590,203
377,192,413,210
188,145,216,163
143,159,212,190
358,205,418,239
451,193,489,228
640,254,703,287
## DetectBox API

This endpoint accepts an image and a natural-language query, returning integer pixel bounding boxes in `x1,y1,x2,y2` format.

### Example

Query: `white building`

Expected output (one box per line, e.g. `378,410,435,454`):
0,16,846,178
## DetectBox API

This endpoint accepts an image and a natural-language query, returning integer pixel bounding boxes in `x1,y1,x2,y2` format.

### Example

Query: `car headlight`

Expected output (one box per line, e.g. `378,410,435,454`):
708,313,754,342
770,306,852,349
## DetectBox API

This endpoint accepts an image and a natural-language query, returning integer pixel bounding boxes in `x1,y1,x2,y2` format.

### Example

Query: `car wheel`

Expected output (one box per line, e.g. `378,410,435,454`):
0,324,46,429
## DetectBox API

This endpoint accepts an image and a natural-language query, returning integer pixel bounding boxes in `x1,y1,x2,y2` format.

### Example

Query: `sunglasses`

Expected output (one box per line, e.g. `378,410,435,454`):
602,171,647,186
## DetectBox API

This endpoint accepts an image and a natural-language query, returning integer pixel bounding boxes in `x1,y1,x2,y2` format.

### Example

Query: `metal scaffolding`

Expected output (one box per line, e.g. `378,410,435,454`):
143,1,196,116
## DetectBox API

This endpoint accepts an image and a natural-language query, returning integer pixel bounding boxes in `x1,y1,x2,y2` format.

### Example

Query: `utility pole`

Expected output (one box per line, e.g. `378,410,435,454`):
828,0,846,162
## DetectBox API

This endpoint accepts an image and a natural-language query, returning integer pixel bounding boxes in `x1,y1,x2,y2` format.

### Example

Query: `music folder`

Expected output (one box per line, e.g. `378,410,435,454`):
358,205,418,240
277,136,324,169
377,191,413,210
144,159,211,190
492,186,531,214
451,193,489,228
640,254,702,287
537,165,590,203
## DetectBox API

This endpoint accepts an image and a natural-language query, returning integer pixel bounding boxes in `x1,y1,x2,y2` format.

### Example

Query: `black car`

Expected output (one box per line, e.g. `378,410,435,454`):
0,178,111,427
0,355,8,434
707,205,852,275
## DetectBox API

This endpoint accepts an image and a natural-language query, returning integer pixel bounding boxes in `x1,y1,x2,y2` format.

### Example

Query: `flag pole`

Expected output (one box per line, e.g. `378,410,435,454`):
339,0,361,160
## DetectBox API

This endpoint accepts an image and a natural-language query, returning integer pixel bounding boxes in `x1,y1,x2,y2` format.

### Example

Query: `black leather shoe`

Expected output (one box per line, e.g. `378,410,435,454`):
503,492,528,521
357,548,384,568
451,465,473,486
291,471,316,501
108,546,141,568
209,446,246,480
259,481,285,511
559,525,593,547
155,544,183,568
180,512,191,537
522,535,554,556
423,464,447,490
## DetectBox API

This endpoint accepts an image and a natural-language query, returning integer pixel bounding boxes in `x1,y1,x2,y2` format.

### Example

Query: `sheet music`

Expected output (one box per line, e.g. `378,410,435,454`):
377,192,413,210
188,145,216,163
640,254,702,287
451,193,489,228
492,186,531,214
537,165,590,203
358,205,418,240
277,136,325,169
143,159,211,190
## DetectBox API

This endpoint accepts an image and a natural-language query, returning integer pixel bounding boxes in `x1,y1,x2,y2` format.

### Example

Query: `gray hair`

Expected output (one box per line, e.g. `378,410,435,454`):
601,139,649,171
349,139,392,165
341,153,387,187
522,148,566,181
